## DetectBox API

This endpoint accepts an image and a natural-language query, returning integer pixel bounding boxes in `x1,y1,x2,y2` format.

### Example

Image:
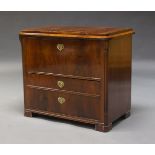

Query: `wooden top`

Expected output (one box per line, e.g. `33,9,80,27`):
20,25,134,39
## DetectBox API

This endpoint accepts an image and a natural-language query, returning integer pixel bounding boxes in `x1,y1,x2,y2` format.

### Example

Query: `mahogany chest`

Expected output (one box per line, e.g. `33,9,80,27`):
19,26,134,132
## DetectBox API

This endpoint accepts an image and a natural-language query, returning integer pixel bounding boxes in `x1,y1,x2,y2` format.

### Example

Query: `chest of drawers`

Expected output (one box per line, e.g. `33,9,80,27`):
19,26,134,132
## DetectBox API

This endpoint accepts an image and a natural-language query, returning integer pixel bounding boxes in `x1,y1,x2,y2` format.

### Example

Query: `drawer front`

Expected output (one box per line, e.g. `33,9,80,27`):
25,86,100,120
23,37,105,77
26,73,100,95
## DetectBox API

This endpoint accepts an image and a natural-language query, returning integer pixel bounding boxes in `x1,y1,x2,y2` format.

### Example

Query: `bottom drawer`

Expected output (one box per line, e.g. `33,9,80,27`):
25,86,100,120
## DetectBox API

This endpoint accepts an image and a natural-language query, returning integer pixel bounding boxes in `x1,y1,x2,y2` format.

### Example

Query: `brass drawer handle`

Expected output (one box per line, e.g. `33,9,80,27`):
57,81,64,88
57,44,64,51
58,97,65,104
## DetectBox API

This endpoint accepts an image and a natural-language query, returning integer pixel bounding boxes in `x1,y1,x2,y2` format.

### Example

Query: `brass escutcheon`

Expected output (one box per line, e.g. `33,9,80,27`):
58,97,65,104
57,81,64,88
57,44,64,51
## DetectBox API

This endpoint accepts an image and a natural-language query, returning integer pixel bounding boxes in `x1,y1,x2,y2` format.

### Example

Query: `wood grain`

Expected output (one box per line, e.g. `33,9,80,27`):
20,25,134,39
22,37,105,77
25,86,100,120
20,26,134,132
27,73,100,95
107,35,132,123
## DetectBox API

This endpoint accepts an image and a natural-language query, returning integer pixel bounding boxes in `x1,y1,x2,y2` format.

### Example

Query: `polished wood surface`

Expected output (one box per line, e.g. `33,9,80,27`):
20,26,134,132
107,35,132,123
20,25,134,39
22,37,105,77
26,86,100,120
27,72,100,95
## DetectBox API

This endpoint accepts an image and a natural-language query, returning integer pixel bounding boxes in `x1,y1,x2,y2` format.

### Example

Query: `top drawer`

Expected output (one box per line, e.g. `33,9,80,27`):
22,37,105,77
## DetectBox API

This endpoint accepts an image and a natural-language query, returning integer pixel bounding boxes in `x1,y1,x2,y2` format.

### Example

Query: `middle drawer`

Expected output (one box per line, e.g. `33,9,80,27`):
26,72,100,95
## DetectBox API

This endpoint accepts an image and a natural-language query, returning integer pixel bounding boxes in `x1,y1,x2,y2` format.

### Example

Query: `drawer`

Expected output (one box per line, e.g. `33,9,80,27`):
25,86,100,120
23,37,105,77
26,72,100,95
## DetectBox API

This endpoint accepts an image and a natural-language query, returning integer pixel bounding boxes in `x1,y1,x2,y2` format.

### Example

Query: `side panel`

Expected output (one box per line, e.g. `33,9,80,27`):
107,35,132,123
